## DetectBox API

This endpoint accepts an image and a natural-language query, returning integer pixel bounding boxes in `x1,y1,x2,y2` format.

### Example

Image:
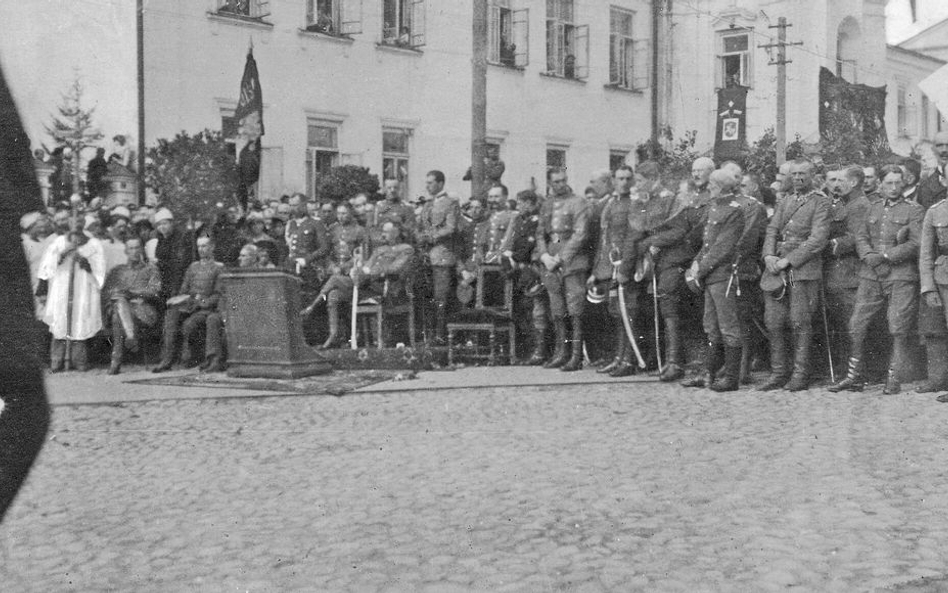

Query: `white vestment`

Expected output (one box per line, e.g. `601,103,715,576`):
37,234,106,340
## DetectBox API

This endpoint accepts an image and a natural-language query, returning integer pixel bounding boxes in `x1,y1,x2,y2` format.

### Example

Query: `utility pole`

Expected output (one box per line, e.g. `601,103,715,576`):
471,0,488,200
137,0,146,205
759,17,801,166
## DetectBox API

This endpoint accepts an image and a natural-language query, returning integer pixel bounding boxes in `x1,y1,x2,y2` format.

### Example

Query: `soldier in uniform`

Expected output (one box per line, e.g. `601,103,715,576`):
484,184,517,263
455,198,491,308
285,192,330,299
830,164,924,394
304,202,369,349
354,222,416,345
535,167,591,372
918,171,948,397
759,159,830,391
501,190,544,363
153,235,225,372
374,178,416,245
644,157,714,383
684,169,745,391
416,170,461,343
821,165,871,374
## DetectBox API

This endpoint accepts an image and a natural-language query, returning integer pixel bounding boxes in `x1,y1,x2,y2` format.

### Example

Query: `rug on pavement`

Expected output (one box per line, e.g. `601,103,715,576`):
126,369,407,396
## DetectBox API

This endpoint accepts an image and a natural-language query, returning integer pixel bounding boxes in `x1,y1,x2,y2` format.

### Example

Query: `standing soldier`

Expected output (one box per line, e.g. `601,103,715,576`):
416,170,461,343
821,165,871,374
759,159,830,391
501,190,545,363
918,175,948,396
684,170,745,391
536,167,591,372
374,178,416,245
830,164,924,394
285,192,330,299
644,157,714,382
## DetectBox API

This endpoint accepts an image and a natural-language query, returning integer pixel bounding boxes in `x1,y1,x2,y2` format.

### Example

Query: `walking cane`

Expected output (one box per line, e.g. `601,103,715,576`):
819,285,835,384
350,246,363,350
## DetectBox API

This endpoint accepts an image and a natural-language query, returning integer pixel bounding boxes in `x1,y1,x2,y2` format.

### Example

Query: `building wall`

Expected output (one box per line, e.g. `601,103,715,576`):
885,45,947,163
143,0,653,201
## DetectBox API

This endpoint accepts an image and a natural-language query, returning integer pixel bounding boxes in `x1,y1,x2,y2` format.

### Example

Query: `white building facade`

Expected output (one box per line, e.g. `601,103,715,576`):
143,0,655,201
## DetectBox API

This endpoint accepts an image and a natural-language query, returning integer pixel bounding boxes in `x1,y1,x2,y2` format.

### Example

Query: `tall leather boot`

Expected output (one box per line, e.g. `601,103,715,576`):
610,330,636,377
153,314,179,373
544,318,569,368
50,339,66,372
599,325,626,374
883,336,908,395
739,344,752,385
659,318,684,382
710,345,742,392
561,317,584,372
318,300,341,349
109,332,124,375
682,342,722,388
785,331,813,392
828,356,864,392
916,337,948,393
525,324,549,365
760,330,790,391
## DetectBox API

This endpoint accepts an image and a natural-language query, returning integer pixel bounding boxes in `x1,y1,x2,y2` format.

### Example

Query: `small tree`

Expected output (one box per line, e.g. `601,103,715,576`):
743,128,806,184
145,130,237,221
45,76,104,196
635,126,702,185
316,164,380,203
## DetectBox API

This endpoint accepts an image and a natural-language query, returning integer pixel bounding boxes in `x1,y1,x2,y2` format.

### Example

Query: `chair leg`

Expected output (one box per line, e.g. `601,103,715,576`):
489,329,497,365
408,308,416,348
447,328,455,366
508,324,516,366
376,311,384,350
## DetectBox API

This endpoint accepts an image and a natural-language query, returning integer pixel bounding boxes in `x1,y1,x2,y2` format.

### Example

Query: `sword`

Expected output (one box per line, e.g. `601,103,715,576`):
819,285,835,383
350,246,363,350
651,267,663,372
618,282,646,369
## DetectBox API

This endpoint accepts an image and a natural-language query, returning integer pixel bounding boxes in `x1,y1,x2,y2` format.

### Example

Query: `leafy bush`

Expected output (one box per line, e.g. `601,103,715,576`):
316,165,380,203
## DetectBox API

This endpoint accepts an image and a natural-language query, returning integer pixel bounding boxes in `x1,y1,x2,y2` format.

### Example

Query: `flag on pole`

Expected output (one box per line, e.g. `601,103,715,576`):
235,46,263,209
713,86,748,162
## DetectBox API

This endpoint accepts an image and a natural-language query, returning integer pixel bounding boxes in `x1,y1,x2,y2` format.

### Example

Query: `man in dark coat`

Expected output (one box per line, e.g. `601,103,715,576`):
153,207,195,301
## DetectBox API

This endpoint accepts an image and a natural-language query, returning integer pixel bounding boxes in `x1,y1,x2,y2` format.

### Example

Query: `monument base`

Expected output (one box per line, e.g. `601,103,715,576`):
227,358,332,379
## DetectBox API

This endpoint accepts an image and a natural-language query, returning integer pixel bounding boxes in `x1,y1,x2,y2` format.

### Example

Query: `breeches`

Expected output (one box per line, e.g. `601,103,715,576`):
541,269,585,319
703,281,742,347
850,279,918,338
764,279,820,335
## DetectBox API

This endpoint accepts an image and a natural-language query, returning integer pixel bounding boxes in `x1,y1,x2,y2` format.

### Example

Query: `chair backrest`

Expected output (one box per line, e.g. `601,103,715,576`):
475,264,513,315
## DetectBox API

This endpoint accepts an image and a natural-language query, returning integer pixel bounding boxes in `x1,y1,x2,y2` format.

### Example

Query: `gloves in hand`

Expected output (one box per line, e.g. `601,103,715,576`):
863,253,885,268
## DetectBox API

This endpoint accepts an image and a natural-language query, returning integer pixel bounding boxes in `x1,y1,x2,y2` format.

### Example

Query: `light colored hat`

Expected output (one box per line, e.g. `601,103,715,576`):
20,211,42,231
153,207,174,224
111,206,131,220
88,197,104,211
84,213,100,229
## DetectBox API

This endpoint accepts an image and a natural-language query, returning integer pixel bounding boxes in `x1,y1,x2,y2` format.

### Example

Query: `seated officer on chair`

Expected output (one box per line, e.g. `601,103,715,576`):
102,237,162,375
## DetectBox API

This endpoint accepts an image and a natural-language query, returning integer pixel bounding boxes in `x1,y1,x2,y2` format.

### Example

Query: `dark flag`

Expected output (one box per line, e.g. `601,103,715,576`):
235,48,264,209
714,86,748,162
819,67,889,158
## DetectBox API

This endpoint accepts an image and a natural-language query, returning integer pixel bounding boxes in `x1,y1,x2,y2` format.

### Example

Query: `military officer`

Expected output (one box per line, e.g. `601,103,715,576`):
374,178,416,244
456,198,491,307
759,159,830,392
685,169,745,391
416,170,461,343
918,178,948,397
536,167,591,372
501,190,545,364
484,184,518,263
285,192,330,298
830,164,924,394
821,165,871,373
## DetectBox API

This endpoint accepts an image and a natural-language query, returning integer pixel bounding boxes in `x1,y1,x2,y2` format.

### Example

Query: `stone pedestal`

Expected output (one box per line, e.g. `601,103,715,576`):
222,269,331,379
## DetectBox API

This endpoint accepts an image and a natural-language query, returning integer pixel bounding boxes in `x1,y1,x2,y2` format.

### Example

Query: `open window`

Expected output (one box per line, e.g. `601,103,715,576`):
489,1,528,68
305,0,363,36
306,121,340,199
717,30,752,88
546,0,587,80
381,0,425,49
216,0,271,20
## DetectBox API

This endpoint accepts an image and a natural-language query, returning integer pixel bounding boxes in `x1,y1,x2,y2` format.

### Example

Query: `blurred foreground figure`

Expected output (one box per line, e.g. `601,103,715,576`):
0,63,50,524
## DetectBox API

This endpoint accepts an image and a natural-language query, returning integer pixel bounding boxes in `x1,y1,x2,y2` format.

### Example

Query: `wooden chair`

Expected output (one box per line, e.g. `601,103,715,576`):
354,279,417,349
447,264,516,365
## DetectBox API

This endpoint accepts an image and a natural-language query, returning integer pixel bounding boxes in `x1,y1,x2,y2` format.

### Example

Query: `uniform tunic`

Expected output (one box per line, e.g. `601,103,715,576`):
920,199,948,330
417,191,461,305
535,192,590,318
695,194,744,347
822,190,871,349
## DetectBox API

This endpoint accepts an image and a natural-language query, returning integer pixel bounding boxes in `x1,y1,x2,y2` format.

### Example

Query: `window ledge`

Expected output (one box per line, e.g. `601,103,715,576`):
298,28,355,44
376,42,424,55
604,84,645,95
489,62,526,73
539,72,587,85
207,12,274,29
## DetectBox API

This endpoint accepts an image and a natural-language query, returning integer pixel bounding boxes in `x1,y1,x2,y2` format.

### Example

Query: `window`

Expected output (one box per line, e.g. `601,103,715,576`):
382,0,426,48
610,149,629,172
307,122,340,199
898,85,908,137
489,1,529,68
306,0,363,36
718,31,752,88
546,0,587,80
609,8,648,91
546,146,566,174
216,0,271,20
383,128,411,197
922,94,931,139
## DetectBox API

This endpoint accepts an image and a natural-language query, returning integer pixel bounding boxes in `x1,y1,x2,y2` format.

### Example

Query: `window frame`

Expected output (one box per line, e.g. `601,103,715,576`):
545,0,587,80
489,1,529,69
382,127,412,199
215,0,271,21
381,0,426,49
306,120,341,200
717,29,753,89
305,0,363,36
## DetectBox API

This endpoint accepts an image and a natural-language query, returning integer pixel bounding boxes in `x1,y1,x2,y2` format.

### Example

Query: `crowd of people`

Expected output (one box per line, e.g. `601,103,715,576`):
18,131,948,400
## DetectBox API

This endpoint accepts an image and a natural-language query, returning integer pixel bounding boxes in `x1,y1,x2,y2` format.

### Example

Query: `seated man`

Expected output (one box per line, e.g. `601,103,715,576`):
153,236,225,373
101,237,162,375
303,222,414,347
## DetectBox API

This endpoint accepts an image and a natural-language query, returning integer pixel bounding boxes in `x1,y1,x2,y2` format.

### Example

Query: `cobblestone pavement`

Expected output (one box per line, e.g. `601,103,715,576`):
5,371,948,592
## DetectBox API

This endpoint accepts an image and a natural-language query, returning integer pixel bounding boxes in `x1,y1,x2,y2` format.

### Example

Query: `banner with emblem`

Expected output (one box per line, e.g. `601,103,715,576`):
235,47,264,209
714,86,748,162
819,67,889,158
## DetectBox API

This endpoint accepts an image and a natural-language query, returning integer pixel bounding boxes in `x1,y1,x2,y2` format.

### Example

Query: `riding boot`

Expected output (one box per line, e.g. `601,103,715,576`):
682,342,721,388
710,345,742,392
659,318,684,382
785,331,813,392
883,336,908,395
561,318,584,372
50,339,66,372
525,325,549,365
318,301,341,350
543,318,569,368
180,340,194,368
916,337,948,393
828,356,865,392
739,343,753,384
598,326,626,374
761,330,790,391
109,333,124,375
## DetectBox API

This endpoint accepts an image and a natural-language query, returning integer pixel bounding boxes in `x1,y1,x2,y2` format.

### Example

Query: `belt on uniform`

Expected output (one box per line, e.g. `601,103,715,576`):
548,232,572,243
